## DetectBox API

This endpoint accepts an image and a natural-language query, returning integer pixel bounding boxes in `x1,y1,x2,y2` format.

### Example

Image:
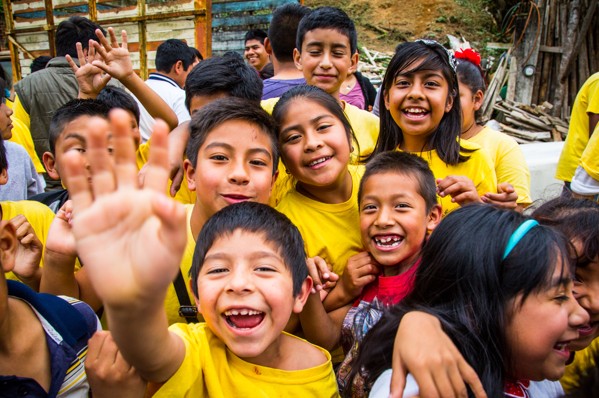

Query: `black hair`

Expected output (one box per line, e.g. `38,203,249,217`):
30,56,52,73
189,47,204,62
532,197,599,270
48,99,110,154
346,204,571,397
0,136,7,175
190,202,307,297
185,97,278,174
244,29,268,45
358,151,437,212
97,86,140,125
456,58,486,121
296,6,357,55
268,3,311,63
272,85,358,160
184,54,263,110
371,41,470,165
155,39,195,73
55,16,105,58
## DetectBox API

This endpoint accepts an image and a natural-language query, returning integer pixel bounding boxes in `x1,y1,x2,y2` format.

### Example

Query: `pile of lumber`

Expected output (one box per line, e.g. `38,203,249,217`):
358,46,392,86
492,99,569,144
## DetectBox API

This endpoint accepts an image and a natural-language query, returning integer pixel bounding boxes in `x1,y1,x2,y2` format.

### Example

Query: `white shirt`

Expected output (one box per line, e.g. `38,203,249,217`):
137,73,191,142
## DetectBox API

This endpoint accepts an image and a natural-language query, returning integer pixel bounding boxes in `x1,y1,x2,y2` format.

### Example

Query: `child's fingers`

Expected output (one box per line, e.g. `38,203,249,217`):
108,27,120,49
77,41,87,64
152,194,187,256
65,54,78,73
120,30,128,49
305,258,323,288
87,331,110,362
458,359,487,398
62,151,93,213
109,109,138,189
87,118,117,198
144,120,170,193
95,28,112,51
169,167,184,197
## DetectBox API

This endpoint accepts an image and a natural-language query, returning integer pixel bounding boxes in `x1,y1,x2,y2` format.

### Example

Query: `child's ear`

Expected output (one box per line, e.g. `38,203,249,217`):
173,60,184,75
0,168,7,185
189,278,202,314
426,204,443,234
293,48,303,71
42,151,60,180
264,37,273,56
0,221,17,273
473,89,484,112
383,88,390,111
348,51,359,74
183,159,197,192
445,93,454,113
292,276,313,314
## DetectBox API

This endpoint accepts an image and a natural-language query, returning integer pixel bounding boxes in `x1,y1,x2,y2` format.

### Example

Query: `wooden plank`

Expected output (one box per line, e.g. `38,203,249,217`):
212,14,272,28
212,0,290,14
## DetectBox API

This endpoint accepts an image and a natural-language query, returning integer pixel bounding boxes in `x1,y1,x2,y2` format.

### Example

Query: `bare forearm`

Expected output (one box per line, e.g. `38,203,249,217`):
299,294,342,350
322,283,355,312
40,251,81,298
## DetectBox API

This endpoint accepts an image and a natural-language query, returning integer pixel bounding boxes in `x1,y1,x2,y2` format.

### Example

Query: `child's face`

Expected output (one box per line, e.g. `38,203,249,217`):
571,240,599,351
359,172,441,274
189,93,229,116
278,98,351,191
384,62,453,150
244,39,269,71
458,81,483,133
505,258,589,381
294,29,358,98
195,229,309,366
0,101,13,140
184,120,275,224
124,110,140,148
43,115,113,184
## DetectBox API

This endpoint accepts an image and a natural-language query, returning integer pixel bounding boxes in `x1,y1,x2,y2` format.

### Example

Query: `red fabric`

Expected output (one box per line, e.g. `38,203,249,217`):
455,48,481,67
504,379,531,397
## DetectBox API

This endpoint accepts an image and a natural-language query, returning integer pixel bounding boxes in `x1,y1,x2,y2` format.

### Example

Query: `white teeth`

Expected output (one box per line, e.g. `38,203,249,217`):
554,343,567,351
374,236,402,247
309,157,329,167
405,108,426,113
224,309,262,316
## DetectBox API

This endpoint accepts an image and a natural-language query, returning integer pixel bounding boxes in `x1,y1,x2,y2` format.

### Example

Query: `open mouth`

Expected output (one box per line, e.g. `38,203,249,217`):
402,108,429,119
223,308,265,329
307,156,331,168
553,341,571,359
373,234,403,250
578,322,599,337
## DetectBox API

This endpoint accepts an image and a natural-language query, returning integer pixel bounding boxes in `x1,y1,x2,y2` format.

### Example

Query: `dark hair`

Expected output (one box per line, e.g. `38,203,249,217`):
358,151,437,212
190,202,307,297
268,3,311,63
532,197,599,270
296,6,357,55
456,58,486,121
155,39,195,73
97,86,140,125
244,29,268,45
0,136,7,174
30,56,52,73
347,204,571,396
185,97,278,173
48,99,110,154
189,47,204,62
372,41,469,165
272,85,358,163
56,16,105,58
184,54,263,111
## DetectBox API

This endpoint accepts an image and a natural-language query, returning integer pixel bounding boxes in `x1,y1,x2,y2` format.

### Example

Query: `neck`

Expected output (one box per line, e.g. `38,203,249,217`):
461,122,483,140
400,135,431,153
153,71,182,88
296,169,353,204
382,256,419,277
271,60,304,79
189,205,205,241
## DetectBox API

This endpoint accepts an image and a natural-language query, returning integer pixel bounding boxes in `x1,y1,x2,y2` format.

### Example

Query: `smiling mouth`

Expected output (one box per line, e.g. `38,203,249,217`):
223,309,265,329
221,194,251,204
307,156,331,168
402,108,429,118
373,235,403,250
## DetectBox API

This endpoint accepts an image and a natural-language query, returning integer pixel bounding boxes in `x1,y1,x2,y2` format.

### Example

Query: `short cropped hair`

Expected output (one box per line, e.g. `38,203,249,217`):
296,6,357,55
97,86,141,124
268,3,311,63
184,54,263,110
31,56,52,73
189,47,204,62
48,99,110,154
185,97,278,174
155,39,195,73
56,16,105,58
0,137,7,174
359,151,438,212
190,202,307,297
244,29,268,45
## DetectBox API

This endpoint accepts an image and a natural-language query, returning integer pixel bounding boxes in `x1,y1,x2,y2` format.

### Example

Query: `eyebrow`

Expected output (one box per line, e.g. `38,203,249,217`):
280,114,332,136
63,132,86,142
397,70,445,80
361,192,415,202
204,251,283,262
203,141,272,160
550,275,572,288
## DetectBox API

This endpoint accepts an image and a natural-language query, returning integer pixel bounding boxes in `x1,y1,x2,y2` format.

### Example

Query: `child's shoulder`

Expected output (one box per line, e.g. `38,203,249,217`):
279,331,331,371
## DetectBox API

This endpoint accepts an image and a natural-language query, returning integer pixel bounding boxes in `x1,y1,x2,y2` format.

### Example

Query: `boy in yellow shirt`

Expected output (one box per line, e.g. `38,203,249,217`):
60,113,339,397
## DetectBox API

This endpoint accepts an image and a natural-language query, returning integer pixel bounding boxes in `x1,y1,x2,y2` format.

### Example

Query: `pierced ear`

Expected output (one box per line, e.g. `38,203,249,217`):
42,152,60,180
292,276,313,314
0,168,7,185
183,159,197,192
0,221,17,273
293,48,303,71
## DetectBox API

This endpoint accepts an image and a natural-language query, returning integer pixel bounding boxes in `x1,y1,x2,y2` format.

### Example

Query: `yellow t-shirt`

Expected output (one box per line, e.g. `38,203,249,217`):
560,337,599,393
580,123,599,181
1,200,55,282
556,72,599,182
275,165,364,276
136,140,196,205
7,98,45,174
163,204,197,325
403,141,497,215
261,97,380,160
155,323,339,397
468,126,532,206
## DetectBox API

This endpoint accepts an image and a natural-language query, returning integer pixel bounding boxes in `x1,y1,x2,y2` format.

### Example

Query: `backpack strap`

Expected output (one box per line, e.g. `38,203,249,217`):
174,270,198,323
7,280,91,346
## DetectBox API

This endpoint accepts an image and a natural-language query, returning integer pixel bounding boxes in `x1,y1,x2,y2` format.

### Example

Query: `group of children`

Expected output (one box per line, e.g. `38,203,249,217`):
0,4,598,398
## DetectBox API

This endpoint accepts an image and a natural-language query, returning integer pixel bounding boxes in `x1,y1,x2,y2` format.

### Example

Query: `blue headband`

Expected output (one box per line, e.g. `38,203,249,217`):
502,220,539,260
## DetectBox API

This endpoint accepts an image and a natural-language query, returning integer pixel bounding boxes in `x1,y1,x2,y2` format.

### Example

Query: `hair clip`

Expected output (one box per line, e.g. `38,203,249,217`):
415,39,457,73
3,88,10,100
502,220,539,260
454,48,481,67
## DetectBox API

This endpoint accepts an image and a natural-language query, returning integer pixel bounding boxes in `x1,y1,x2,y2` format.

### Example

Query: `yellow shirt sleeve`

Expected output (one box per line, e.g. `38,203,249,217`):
7,98,45,173
580,124,599,181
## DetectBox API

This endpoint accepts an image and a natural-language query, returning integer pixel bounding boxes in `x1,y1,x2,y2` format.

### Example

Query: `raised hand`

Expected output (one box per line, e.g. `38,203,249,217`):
91,28,135,82
10,214,43,289
306,256,339,296
66,41,111,99
62,110,187,309
436,175,483,206
339,251,379,300
481,182,519,210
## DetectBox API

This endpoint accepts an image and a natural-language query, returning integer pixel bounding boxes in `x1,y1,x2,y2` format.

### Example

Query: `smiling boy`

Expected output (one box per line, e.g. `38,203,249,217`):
61,117,339,396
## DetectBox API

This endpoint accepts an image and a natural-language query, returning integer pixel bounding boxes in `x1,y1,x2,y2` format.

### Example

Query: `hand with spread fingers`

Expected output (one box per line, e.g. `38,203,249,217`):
66,41,112,99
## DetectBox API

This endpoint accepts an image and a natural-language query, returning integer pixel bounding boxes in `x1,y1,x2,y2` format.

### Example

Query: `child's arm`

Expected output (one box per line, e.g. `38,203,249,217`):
388,311,487,398
436,176,483,207
322,251,379,311
90,28,178,131
299,291,350,350
10,214,43,290
482,182,520,211
62,110,187,382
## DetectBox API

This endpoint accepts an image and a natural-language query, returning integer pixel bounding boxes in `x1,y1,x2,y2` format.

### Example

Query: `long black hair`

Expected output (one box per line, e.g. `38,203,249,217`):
346,204,572,397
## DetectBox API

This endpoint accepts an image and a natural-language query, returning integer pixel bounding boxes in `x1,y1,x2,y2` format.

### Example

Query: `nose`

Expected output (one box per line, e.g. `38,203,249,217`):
4,104,13,117
226,267,253,293
575,280,599,320
304,130,324,152
374,206,394,228
569,291,590,329
407,82,424,100
319,51,332,70
227,160,250,185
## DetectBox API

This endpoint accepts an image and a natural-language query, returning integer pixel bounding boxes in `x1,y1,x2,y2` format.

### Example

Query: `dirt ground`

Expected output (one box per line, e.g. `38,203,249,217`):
305,0,499,54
